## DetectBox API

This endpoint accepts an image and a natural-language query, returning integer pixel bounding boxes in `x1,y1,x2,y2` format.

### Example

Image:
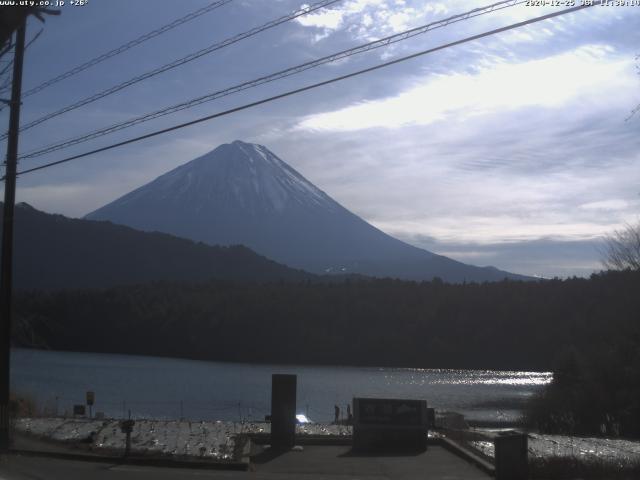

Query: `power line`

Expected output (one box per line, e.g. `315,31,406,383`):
0,77,10,94
14,3,596,178
0,29,43,98
19,0,235,99
19,0,526,160
0,57,15,87
0,42,13,62
3,0,342,140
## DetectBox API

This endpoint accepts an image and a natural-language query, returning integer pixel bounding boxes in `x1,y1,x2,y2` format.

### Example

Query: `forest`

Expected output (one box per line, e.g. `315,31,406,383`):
12,269,637,370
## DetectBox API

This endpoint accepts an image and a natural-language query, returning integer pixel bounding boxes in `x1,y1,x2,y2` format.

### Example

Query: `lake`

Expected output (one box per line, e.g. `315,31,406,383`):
11,348,551,424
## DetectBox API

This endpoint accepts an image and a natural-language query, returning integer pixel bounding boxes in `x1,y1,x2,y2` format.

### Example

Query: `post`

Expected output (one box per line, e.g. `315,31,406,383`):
125,430,131,456
86,391,94,419
271,374,296,450
120,411,134,458
495,431,528,480
0,19,26,452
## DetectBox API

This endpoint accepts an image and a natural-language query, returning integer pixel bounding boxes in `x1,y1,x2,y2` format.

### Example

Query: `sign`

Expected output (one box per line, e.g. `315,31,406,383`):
495,431,528,480
120,419,136,457
120,419,135,434
271,374,297,449
73,404,86,416
352,397,428,452
356,398,424,426
86,391,95,406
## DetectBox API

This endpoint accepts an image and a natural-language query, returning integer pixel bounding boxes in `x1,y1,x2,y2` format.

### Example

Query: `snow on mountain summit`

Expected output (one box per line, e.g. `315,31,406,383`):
123,140,334,215
226,140,333,213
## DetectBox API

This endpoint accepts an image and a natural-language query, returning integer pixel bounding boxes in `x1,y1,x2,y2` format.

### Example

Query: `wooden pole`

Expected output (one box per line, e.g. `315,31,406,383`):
0,18,26,452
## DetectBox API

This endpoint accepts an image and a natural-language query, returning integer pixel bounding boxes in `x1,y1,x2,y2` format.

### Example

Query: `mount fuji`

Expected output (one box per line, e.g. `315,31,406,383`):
86,140,529,282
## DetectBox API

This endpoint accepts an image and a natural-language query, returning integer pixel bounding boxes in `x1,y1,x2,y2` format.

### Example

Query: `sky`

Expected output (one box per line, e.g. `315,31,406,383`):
1,0,639,278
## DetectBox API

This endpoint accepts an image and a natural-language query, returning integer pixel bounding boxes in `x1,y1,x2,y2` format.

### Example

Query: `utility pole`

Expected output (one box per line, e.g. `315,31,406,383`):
0,19,26,452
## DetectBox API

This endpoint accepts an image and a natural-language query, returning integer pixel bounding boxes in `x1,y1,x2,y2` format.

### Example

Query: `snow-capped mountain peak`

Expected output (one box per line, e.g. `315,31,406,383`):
86,140,529,282
130,140,334,215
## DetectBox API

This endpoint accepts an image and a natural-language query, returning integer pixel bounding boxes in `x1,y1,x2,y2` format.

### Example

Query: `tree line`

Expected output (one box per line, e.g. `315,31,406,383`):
12,270,638,371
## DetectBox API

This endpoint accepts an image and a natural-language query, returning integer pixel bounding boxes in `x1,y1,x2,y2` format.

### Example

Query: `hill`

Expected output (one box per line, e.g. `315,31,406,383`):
0,202,314,290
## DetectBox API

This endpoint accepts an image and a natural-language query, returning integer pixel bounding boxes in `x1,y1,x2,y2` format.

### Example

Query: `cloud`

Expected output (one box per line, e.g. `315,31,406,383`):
397,234,605,278
293,1,600,45
297,4,347,29
267,30,639,278
296,0,384,35
285,118,639,247
295,0,446,42
295,44,633,132
579,199,629,211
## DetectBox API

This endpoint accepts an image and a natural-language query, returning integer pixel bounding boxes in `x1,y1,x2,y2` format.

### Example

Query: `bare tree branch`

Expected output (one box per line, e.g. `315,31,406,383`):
603,221,640,271
627,54,640,122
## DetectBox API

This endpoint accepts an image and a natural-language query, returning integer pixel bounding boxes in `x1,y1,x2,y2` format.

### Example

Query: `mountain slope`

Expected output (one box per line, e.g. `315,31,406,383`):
87,140,530,282
1,203,314,290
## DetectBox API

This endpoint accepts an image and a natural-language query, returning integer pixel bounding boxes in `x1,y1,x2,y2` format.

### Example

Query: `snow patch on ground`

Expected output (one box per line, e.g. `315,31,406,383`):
23,416,638,466
469,430,640,464
15,418,352,461
17,418,239,461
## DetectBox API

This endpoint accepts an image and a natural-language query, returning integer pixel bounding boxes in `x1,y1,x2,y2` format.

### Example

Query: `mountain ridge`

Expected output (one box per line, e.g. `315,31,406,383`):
1,202,316,290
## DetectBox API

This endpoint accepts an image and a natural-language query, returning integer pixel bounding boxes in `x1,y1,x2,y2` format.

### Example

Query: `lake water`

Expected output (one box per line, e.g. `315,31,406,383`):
11,348,551,424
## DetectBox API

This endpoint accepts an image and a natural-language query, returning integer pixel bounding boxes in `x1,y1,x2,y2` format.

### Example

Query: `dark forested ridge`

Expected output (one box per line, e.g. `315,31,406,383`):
14,270,640,372
0,202,314,289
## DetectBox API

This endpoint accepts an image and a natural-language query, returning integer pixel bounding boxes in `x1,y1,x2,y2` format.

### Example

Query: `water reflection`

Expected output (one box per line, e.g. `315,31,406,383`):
12,349,551,424
382,369,552,386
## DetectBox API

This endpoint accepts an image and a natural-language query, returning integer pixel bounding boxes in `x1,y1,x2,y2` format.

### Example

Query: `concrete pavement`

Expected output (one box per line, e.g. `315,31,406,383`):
0,445,491,479
253,445,491,479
